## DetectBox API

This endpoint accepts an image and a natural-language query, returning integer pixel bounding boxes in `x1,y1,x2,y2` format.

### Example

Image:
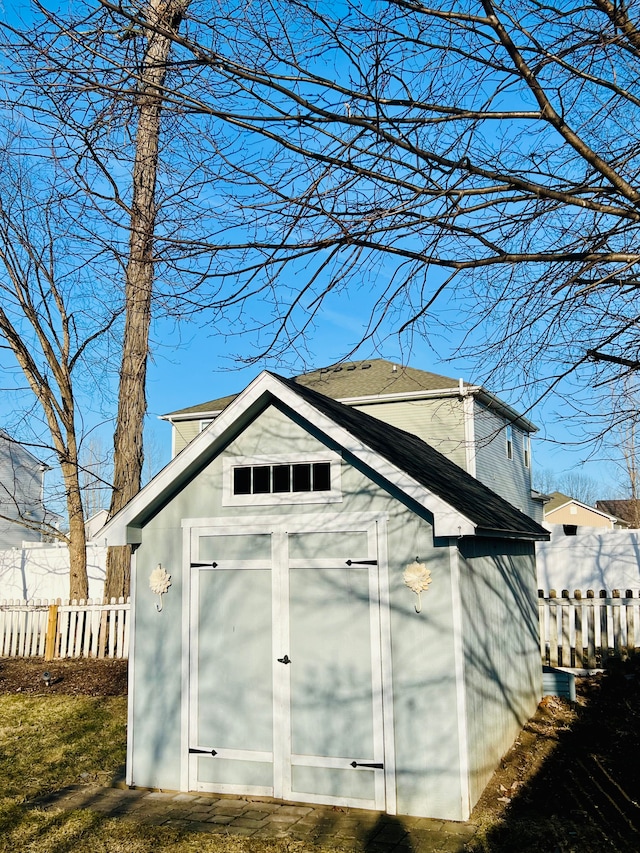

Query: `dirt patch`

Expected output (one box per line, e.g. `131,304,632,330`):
0,657,128,697
469,660,640,851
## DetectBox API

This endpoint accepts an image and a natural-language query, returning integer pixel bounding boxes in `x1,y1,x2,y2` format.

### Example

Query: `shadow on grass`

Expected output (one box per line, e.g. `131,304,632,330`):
469,660,640,853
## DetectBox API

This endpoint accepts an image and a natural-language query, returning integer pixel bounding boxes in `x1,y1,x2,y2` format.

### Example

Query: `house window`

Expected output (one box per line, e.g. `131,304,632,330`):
506,424,513,460
523,434,531,468
232,462,332,496
223,452,342,506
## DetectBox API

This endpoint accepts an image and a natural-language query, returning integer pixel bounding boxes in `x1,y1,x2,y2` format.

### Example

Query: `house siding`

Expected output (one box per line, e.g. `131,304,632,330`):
472,401,539,520
130,404,470,819
545,504,614,528
172,420,201,456
354,398,468,470
457,538,541,808
0,435,45,549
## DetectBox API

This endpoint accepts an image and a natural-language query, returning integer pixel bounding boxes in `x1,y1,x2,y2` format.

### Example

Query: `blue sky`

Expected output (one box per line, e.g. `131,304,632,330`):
143,290,623,498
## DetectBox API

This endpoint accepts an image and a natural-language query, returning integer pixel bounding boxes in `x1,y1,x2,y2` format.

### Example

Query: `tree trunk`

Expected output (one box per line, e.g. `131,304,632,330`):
106,0,190,599
66,468,89,601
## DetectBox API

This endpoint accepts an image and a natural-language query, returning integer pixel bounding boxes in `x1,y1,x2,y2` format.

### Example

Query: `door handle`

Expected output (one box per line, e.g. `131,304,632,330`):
277,654,291,665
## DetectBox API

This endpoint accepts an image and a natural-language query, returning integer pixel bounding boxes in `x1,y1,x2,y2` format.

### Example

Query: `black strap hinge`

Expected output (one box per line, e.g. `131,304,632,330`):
350,761,383,769
345,559,377,566
189,748,218,756
191,562,218,568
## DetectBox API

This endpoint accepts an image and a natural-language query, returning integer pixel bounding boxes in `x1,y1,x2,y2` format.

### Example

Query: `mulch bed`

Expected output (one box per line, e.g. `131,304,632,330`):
0,657,128,696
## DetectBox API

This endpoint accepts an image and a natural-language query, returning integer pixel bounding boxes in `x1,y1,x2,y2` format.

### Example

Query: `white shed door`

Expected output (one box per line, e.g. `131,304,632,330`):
188,521,386,810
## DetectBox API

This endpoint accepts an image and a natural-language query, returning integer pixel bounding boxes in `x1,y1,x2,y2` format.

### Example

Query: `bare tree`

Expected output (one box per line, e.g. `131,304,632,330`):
1,0,191,598
105,0,191,599
5,0,640,596
0,152,121,598
79,438,113,519
96,0,638,423
533,468,600,506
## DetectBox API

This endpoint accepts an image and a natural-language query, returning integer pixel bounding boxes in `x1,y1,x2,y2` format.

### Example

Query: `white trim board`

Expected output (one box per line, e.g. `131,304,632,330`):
99,372,476,545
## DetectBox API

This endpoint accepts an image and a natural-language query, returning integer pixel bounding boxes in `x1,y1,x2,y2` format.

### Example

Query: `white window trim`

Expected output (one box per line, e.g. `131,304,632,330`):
222,451,343,507
505,424,513,461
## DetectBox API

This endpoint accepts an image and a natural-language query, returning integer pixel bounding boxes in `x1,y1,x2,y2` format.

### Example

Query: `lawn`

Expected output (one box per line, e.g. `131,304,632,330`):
2,657,640,851
0,662,312,853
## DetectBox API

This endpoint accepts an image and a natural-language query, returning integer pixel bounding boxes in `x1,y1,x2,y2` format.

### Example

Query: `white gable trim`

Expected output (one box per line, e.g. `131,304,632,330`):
99,372,476,544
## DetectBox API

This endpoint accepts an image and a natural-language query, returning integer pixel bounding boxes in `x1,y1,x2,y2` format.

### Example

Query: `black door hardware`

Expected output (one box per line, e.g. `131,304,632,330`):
277,655,291,665
191,561,218,568
345,560,377,566
350,761,383,769
189,748,218,756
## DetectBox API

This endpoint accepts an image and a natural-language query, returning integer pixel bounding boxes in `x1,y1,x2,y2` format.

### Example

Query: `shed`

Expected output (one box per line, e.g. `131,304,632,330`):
101,371,548,822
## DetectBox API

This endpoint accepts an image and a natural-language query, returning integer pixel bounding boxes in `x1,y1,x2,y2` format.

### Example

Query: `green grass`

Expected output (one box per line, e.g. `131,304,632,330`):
0,696,310,853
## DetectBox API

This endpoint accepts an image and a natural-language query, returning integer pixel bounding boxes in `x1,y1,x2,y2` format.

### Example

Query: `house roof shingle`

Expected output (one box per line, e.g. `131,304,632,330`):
166,359,462,418
596,499,639,527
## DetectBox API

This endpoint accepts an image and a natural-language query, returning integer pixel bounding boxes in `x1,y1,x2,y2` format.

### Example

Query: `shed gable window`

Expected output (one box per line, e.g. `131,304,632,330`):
223,452,342,506
233,462,331,496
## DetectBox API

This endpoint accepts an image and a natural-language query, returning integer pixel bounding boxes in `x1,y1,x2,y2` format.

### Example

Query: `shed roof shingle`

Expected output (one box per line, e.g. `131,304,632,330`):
275,373,547,539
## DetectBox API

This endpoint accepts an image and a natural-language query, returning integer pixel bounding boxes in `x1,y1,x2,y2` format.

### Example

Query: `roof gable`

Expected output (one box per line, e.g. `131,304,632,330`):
101,371,547,545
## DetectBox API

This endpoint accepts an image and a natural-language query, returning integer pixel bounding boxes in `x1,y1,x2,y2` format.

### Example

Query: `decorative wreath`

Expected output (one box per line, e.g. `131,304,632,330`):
403,560,432,613
149,564,172,611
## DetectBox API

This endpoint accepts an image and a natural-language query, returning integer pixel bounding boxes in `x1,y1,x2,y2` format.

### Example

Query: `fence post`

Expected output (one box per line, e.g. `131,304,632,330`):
44,603,59,662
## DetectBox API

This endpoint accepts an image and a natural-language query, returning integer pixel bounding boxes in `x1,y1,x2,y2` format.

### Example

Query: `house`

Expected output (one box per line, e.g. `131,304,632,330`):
101,371,548,821
543,492,622,531
163,359,544,522
0,430,56,549
596,499,639,529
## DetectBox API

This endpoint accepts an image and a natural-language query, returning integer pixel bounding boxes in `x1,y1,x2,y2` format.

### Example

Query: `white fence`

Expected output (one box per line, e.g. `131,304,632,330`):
539,589,640,669
0,543,106,601
536,527,640,592
0,598,130,660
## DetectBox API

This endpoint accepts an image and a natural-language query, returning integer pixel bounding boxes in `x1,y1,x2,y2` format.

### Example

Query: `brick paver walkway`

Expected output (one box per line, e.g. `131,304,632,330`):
30,785,479,852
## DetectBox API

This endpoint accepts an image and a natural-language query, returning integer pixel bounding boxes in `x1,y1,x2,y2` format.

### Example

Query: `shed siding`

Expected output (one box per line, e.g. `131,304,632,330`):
354,398,467,470
131,404,468,819
472,402,539,520
457,538,541,808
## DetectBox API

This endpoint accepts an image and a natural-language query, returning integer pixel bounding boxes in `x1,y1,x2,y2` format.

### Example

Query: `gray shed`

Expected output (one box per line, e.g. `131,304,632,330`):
101,371,548,821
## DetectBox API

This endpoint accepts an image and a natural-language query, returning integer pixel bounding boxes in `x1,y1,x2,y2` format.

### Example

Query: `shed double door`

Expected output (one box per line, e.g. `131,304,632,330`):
188,519,387,810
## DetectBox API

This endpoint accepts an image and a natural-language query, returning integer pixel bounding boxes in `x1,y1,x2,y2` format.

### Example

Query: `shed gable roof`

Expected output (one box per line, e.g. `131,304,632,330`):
273,374,545,539
101,371,547,545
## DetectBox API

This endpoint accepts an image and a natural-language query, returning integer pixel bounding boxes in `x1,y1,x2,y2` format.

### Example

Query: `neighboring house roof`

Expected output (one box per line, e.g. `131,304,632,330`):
163,359,538,433
101,371,548,546
544,491,620,527
596,499,640,527
544,491,574,513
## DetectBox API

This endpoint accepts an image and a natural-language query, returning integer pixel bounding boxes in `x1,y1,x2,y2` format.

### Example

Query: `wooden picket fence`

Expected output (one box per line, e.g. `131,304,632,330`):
539,589,640,669
0,598,130,660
